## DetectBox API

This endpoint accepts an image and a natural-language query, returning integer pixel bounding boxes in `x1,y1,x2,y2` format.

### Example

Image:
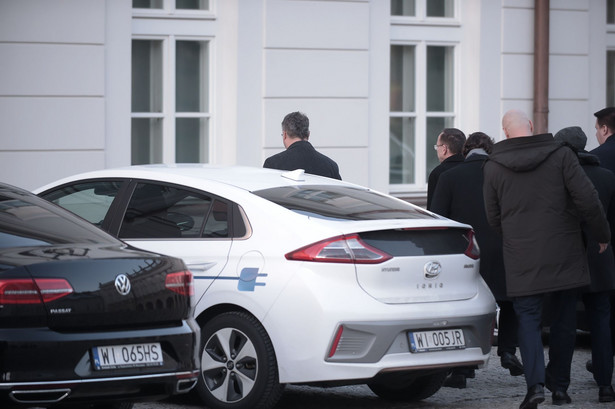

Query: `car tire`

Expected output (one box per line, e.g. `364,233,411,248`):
367,370,448,401
196,311,284,409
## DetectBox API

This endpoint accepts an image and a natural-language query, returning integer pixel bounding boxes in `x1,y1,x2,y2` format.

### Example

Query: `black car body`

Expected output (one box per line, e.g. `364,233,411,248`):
0,182,199,409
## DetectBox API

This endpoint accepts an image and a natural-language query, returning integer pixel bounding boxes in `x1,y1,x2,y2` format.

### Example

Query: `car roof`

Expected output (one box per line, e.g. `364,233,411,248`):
35,164,366,193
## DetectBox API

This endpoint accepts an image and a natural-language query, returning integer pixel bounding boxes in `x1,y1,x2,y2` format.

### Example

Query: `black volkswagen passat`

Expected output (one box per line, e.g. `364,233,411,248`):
0,182,199,409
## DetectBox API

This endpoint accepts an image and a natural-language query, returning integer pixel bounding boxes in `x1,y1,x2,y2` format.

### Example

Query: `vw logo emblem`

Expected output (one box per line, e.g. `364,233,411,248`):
115,274,131,296
424,261,442,279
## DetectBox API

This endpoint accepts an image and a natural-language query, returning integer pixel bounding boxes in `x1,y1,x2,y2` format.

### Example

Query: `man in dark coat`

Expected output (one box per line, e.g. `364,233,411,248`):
589,106,615,382
483,109,610,409
555,126,615,402
591,107,615,172
426,128,465,210
263,111,341,180
431,132,523,386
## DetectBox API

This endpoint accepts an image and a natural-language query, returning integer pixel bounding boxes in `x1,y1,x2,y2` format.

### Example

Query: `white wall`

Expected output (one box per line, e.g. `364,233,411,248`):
0,0,117,190
0,0,612,194
260,0,371,187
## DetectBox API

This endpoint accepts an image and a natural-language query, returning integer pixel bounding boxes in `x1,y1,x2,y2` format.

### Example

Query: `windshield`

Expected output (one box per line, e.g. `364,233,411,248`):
252,185,435,221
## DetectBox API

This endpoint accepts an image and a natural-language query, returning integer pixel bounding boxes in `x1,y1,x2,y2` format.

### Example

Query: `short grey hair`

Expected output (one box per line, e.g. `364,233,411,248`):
282,111,310,139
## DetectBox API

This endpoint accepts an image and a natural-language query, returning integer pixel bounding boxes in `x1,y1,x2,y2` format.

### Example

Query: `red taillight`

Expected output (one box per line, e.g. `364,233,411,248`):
165,270,194,296
0,278,73,304
285,234,392,264
465,230,480,260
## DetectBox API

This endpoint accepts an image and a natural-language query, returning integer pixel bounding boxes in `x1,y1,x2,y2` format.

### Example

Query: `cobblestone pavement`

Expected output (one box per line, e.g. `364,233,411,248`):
138,333,612,409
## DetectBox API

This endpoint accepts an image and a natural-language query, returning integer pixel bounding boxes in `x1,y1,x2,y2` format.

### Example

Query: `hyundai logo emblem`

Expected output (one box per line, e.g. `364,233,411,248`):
424,261,442,279
115,274,131,296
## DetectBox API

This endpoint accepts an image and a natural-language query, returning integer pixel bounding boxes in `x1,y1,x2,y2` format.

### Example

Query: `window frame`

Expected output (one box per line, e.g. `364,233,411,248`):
389,0,461,195
132,0,215,19
131,2,215,165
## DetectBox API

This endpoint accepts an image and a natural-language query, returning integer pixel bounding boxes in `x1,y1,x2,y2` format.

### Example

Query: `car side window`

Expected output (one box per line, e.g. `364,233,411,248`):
40,181,123,227
203,200,229,238
119,182,214,239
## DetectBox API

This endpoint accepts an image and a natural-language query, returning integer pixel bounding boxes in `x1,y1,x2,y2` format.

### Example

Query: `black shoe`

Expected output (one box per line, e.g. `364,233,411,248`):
501,352,524,376
520,384,545,409
443,373,466,389
552,390,571,405
599,385,615,403
586,359,593,374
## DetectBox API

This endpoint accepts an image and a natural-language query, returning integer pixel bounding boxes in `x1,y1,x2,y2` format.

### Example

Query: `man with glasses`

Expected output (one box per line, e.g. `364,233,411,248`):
426,128,466,210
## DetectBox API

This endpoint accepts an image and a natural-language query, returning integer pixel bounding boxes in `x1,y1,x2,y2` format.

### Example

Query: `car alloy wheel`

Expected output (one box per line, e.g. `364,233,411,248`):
196,311,284,409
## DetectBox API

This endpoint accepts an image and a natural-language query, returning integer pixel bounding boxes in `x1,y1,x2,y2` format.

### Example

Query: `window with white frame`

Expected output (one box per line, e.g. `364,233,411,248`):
389,0,458,191
131,1,213,165
607,0,615,106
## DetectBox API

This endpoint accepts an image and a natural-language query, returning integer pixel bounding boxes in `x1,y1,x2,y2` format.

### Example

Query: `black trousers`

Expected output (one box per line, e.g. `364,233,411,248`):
514,289,577,391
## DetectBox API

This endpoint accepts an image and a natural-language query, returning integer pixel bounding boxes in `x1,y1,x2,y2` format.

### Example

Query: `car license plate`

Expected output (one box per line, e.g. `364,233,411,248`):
408,329,465,353
92,342,163,370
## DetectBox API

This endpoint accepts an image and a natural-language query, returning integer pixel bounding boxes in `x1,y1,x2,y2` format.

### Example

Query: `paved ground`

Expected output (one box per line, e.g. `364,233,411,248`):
139,333,612,409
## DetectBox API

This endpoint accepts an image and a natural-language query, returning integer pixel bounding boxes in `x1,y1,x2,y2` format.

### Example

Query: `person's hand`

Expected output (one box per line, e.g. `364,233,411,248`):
599,242,609,253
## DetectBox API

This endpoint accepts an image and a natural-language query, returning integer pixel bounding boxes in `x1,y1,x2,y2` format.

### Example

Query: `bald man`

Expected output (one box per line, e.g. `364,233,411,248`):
483,109,610,409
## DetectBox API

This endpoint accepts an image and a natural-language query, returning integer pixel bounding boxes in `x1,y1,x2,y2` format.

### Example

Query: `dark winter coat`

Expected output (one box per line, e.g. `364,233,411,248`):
590,134,615,175
577,152,615,292
430,153,508,300
483,134,610,297
426,153,464,210
263,140,341,180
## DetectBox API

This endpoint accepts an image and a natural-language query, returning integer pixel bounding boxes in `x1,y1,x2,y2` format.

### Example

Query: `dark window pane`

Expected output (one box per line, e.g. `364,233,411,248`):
391,0,415,16
426,0,453,17
203,200,229,238
133,0,162,9
120,183,212,239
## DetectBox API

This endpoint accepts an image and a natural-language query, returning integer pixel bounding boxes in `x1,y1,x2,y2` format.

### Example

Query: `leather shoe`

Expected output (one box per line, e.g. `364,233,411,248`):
599,385,615,403
586,359,593,374
520,384,545,409
501,352,524,376
552,390,571,405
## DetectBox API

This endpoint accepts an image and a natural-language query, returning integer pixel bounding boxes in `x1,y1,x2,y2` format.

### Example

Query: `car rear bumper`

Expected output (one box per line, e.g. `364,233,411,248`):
263,266,497,383
0,319,200,407
0,370,199,408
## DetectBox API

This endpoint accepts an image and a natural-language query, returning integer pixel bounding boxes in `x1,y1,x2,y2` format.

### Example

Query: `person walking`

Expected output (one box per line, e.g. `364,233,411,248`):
483,109,610,409
554,126,615,403
431,132,523,389
263,111,341,180
426,128,466,210
590,106,615,376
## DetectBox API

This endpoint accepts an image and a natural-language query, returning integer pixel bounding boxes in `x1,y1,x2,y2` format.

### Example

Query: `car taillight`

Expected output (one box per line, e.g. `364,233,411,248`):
285,234,392,264
465,229,480,260
0,278,73,304
165,270,194,296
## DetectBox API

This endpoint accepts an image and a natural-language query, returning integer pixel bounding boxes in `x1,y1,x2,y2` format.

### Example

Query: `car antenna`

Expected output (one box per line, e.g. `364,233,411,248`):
281,169,305,181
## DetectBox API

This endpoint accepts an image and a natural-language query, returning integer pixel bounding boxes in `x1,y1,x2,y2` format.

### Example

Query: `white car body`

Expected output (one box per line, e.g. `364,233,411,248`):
35,164,497,409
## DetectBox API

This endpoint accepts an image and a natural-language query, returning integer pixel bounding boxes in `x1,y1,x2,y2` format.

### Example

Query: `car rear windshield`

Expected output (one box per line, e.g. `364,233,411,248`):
252,185,436,221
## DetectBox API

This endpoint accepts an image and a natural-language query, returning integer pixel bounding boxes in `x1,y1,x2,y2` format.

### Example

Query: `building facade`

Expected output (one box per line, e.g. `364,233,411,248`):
1,0,613,205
